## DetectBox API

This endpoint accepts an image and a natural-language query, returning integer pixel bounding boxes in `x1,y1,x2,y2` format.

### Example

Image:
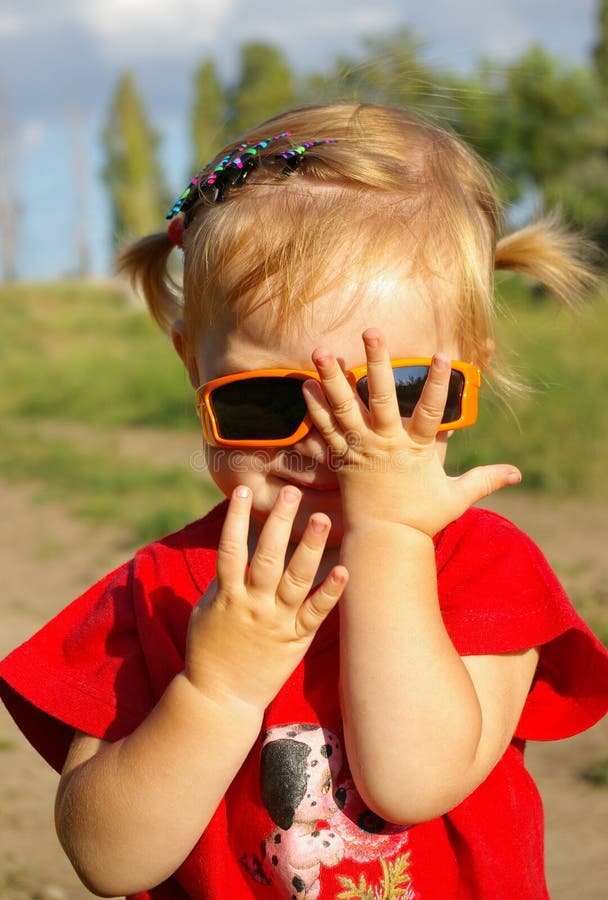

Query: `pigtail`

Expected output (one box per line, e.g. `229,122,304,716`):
117,232,183,334
495,213,600,308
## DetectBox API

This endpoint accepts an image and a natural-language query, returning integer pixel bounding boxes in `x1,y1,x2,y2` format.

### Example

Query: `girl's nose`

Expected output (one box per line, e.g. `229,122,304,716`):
290,426,329,462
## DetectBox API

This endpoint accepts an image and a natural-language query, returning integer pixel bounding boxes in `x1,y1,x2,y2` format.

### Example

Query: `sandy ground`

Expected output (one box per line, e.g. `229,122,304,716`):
0,479,606,899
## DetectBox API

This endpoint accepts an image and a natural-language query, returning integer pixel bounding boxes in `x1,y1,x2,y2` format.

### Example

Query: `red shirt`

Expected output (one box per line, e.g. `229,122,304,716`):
1,504,607,899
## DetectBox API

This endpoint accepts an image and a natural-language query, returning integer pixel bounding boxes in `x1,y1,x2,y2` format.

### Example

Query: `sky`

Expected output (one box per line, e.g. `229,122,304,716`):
0,0,600,281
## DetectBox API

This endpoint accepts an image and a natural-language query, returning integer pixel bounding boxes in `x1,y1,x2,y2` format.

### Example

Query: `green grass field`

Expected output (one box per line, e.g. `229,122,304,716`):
1,277,607,545
450,280,608,494
0,280,221,543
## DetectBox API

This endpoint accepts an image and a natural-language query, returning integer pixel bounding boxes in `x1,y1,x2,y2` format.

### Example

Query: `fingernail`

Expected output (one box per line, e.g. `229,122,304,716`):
283,486,301,503
310,516,328,533
235,485,250,498
303,378,321,396
313,350,331,369
433,353,450,370
507,470,522,485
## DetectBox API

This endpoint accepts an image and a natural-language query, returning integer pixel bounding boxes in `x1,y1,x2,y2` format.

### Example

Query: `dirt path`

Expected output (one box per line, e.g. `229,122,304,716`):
1,480,606,898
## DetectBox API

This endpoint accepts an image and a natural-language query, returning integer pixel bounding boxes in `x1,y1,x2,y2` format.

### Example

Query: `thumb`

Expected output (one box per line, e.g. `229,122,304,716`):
453,464,522,508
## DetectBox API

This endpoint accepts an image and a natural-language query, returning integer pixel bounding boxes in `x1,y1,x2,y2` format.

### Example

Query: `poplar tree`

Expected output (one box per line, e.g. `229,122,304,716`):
190,59,226,172
593,0,608,93
229,42,295,135
101,72,169,245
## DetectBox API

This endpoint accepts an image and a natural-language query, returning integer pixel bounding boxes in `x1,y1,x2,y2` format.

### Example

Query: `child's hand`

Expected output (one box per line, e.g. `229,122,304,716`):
184,486,347,712
303,328,521,537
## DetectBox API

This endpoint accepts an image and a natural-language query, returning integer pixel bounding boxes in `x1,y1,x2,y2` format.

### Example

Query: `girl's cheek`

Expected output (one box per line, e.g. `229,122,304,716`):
203,446,280,502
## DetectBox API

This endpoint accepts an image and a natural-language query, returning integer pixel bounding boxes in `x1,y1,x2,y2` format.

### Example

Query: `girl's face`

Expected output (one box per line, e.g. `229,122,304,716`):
189,267,461,546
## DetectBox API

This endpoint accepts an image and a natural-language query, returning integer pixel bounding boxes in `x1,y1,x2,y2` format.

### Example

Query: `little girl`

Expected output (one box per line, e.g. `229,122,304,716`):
1,103,607,900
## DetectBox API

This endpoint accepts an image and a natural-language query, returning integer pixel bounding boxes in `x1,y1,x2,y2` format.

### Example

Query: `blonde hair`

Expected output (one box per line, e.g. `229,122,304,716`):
118,102,597,386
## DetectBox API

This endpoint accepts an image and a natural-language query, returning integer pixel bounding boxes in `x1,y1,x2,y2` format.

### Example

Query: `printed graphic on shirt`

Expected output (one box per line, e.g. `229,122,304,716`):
239,723,415,899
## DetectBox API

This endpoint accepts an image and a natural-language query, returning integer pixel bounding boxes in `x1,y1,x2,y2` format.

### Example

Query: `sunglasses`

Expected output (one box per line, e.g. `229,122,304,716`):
195,359,481,448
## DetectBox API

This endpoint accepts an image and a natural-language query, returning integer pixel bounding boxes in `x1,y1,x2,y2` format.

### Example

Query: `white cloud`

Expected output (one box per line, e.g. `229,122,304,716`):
0,11,24,35
73,0,235,58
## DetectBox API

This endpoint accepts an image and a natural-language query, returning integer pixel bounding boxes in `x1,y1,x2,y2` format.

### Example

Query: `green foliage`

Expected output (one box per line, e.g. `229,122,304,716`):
190,59,226,173
305,28,439,110
101,72,170,245
593,0,608,92
498,48,598,191
229,42,295,135
543,104,608,247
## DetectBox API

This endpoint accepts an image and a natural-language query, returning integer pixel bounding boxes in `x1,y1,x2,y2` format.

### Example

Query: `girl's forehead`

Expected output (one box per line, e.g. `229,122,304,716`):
201,273,460,376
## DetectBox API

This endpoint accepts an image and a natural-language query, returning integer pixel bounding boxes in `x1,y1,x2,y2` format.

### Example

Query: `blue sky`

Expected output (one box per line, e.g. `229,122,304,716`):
0,0,600,280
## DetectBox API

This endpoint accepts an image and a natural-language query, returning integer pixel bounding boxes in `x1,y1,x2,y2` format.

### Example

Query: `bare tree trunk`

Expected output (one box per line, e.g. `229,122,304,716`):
70,100,91,277
0,86,18,283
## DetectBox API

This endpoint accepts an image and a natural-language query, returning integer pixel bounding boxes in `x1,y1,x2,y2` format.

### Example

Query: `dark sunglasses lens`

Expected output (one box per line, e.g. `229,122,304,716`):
210,377,307,440
356,367,465,423
443,370,465,423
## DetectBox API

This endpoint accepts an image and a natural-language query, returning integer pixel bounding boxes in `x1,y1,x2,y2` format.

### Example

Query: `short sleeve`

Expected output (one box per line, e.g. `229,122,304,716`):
0,561,154,772
436,508,608,741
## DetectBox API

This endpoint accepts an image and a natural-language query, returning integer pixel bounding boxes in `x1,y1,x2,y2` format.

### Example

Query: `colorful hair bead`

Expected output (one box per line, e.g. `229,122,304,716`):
277,139,336,172
166,133,336,222
165,176,200,221
166,132,292,220
277,140,335,159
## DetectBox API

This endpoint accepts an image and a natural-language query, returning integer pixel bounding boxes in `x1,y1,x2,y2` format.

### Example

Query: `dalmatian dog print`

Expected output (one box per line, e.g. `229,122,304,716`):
250,724,412,899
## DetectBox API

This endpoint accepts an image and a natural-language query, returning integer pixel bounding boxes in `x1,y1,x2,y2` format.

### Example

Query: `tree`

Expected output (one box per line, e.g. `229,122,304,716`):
306,27,441,112
445,48,600,214
499,47,597,191
229,42,295,136
101,72,169,245
70,100,91,277
0,84,18,282
544,106,608,248
593,0,608,93
190,59,226,173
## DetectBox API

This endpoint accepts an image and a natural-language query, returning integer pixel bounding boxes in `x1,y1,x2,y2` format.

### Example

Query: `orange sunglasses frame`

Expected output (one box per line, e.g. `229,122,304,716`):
195,358,481,448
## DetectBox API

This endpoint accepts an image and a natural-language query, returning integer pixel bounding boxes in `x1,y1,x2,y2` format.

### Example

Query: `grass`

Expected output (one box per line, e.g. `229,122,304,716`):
0,420,219,544
0,280,220,543
447,281,608,494
0,280,195,430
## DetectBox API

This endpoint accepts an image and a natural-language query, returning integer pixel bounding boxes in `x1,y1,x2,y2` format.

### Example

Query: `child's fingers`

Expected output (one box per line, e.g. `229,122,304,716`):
310,349,365,434
297,565,348,635
407,354,451,444
215,486,253,590
302,379,350,456
278,513,332,607
247,486,302,596
360,329,401,434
